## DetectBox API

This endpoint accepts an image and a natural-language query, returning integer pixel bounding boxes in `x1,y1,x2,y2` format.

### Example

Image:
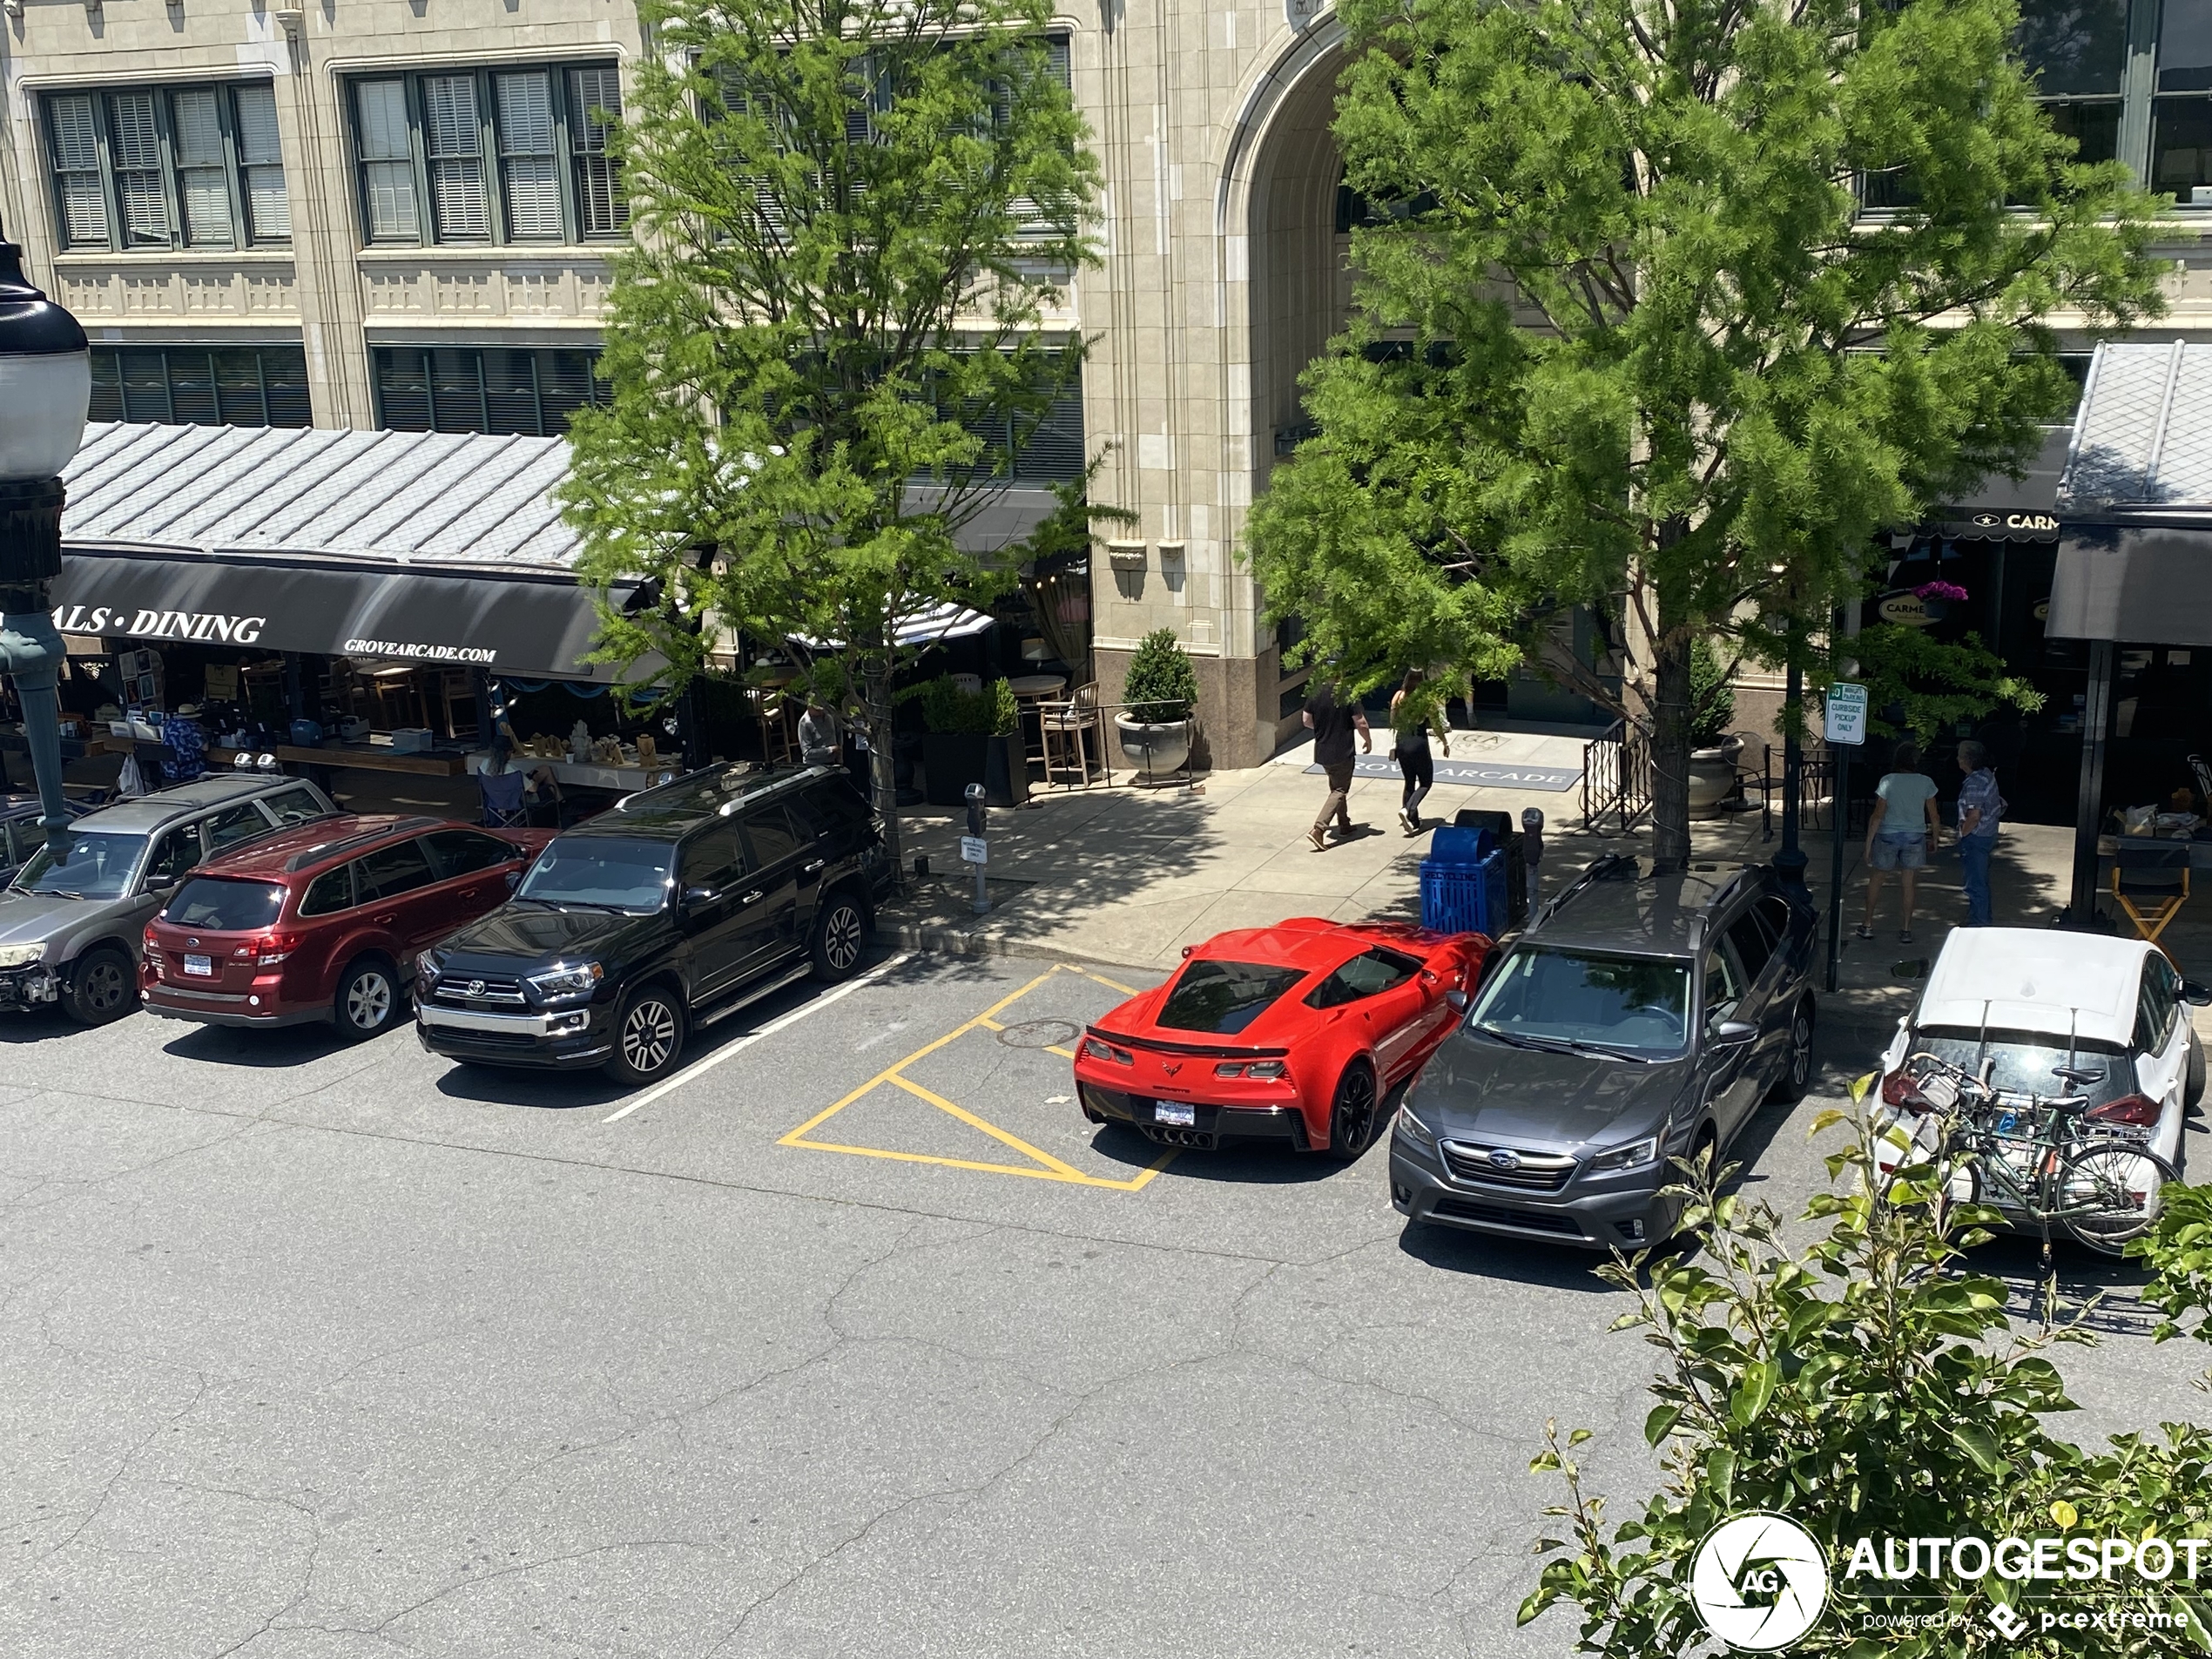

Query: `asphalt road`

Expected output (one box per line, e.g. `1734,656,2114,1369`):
2,954,2207,1659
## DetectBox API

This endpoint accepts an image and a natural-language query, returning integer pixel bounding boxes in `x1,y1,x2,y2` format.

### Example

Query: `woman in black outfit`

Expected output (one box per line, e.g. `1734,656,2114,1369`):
1389,668,1452,833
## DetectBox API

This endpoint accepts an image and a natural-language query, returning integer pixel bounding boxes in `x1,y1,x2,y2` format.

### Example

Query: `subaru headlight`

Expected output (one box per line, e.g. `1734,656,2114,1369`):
1588,1133,1661,1174
0,943,44,970
527,961,604,1004
1393,1103,1437,1149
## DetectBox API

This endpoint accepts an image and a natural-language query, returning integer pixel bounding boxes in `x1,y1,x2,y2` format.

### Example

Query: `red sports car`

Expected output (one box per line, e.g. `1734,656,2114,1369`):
1074,918,1493,1157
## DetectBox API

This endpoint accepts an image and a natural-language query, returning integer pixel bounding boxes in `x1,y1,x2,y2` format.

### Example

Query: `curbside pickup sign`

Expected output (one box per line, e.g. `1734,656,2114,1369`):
1823,683,1867,747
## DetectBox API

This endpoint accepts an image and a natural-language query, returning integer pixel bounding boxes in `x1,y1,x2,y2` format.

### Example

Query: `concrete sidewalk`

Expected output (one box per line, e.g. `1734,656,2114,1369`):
878,752,2212,1043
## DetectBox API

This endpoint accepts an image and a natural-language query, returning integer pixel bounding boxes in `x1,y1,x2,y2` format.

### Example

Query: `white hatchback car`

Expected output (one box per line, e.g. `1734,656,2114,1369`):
1872,929,2207,1195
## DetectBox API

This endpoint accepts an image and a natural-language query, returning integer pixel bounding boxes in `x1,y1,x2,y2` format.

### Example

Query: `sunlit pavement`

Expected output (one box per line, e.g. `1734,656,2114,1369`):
1,952,2203,1658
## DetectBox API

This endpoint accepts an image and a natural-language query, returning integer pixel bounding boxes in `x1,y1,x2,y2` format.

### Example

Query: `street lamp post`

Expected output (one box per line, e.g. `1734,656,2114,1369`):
1774,617,1811,900
0,227,91,842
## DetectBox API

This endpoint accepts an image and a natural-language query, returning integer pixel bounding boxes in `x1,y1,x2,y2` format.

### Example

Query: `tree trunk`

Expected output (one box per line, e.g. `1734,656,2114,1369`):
1648,619,1695,875
864,658,903,880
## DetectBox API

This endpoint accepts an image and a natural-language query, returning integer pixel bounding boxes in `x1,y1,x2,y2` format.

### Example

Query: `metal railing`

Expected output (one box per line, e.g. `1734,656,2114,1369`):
1581,718,1651,833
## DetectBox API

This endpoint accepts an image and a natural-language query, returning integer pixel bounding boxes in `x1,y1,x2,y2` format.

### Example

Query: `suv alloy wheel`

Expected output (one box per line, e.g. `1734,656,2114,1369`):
608,984,685,1084
336,958,401,1040
809,890,868,982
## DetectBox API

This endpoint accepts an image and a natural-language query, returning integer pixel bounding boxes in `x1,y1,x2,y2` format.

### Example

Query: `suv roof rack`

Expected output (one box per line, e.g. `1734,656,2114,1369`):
1529,852,1640,934
278,815,443,872
1687,865,1759,952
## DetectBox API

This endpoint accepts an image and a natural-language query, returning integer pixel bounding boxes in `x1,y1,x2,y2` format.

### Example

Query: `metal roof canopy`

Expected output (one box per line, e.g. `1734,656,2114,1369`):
2059,341,2212,522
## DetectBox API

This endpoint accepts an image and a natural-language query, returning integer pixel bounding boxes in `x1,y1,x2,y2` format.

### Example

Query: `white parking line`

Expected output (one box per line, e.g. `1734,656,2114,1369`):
601,954,914,1124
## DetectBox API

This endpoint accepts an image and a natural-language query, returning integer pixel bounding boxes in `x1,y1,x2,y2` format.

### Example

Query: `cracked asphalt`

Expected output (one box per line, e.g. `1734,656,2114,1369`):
2,953,2207,1659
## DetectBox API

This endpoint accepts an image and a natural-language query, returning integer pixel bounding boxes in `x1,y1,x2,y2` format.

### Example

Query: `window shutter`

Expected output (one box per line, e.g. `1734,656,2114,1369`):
233,84,290,242
496,71,561,240
355,81,418,240
567,65,625,234
107,91,171,246
48,95,109,247
422,75,489,241
171,90,233,247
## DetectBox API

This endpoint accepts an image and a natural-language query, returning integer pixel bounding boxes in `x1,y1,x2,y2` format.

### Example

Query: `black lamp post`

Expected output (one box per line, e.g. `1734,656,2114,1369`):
1770,599,1811,900
0,224,91,842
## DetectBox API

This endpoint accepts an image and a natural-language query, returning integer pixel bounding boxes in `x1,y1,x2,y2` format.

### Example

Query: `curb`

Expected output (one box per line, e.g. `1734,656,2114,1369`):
876,914,1157,975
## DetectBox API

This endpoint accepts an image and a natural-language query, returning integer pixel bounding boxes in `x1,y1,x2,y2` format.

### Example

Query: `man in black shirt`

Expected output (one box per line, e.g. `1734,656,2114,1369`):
1303,682,1371,850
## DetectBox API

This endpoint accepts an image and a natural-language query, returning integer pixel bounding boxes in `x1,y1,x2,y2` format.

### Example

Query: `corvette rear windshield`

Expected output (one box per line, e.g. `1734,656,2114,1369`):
1471,947,1690,1055
165,878,286,932
1158,960,1308,1035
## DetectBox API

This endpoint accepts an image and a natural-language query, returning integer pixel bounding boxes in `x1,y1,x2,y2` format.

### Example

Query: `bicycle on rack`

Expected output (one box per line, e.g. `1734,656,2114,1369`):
1871,1051,2176,1261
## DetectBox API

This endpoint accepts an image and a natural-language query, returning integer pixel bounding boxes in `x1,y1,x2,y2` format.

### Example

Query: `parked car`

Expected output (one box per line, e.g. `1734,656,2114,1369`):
0,773,336,1025
415,764,893,1083
140,815,552,1038
1388,856,1817,1249
0,794,91,888
1072,919,1492,1156
1870,927,2205,1210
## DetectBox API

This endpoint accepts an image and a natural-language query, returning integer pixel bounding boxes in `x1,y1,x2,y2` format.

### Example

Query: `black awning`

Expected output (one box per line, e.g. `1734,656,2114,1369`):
2047,525,2212,646
49,547,649,683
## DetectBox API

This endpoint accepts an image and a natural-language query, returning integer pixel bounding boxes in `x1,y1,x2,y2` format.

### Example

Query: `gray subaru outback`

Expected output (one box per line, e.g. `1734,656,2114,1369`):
1388,856,1817,1251
0,773,335,1024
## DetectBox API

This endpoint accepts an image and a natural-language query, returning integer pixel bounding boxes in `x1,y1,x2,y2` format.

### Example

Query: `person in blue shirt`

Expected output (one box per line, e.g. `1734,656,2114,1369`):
1858,741,1942,943
1952,739,2006,927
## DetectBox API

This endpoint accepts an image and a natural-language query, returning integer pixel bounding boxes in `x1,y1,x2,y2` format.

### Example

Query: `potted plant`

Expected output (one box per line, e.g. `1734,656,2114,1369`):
1685,639,1743,818
914,676,1029,807
1115,627,1199,779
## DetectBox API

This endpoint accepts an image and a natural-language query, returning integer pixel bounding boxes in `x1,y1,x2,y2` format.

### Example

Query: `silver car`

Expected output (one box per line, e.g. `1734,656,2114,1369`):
0,773,336,1025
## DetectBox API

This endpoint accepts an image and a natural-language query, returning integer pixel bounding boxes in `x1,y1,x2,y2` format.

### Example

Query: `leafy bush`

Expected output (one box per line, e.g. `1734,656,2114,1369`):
1122,627,1198,725
912,676,1016,737
1522,1100,2212,1654
1689,637,1737,750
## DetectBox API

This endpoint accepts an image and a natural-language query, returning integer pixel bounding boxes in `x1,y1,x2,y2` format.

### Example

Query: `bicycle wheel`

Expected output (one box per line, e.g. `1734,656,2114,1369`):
2056,1143,2178,1257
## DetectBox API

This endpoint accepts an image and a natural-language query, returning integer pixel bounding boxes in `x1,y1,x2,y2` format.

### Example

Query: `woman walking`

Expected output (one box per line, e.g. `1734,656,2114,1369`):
1389,669,1452,833
1858,741,1942,943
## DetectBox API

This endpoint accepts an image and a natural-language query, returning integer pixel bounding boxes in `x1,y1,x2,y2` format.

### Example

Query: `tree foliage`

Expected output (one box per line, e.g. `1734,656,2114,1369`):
559,0,1099,857
1249,0,2163,867
1523,1109,2212,1655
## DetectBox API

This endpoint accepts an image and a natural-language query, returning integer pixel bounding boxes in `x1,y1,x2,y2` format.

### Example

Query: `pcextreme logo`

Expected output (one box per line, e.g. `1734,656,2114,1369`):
1690,1513,1830,1651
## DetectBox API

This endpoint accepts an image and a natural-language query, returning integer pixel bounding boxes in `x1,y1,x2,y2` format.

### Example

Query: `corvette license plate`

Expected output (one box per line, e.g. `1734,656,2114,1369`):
184,954,212,977
1154,1101,1195,1127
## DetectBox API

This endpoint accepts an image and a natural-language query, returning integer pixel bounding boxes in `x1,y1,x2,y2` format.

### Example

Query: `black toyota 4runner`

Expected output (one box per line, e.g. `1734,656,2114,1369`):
415,765,892,1083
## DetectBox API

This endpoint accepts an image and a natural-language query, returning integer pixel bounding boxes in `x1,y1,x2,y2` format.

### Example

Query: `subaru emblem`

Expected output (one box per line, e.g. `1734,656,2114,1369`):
1487,1148,1521,1170
468,980,486,997
187,937,200,947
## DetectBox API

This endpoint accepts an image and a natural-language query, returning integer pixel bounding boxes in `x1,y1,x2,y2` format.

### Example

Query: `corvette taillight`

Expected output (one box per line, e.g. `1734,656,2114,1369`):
1083,1037,1134,1067
2085,1093,2161,1129
1215,1060,1287,1079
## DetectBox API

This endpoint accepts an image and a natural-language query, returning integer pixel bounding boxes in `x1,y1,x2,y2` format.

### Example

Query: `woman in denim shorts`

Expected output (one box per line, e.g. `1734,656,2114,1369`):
1858,742,1943,944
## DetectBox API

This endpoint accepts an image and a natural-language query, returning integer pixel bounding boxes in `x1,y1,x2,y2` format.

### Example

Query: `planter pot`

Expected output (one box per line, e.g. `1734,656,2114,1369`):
921,732,1029,808
1686,734,1744,819
1115,715,1191,779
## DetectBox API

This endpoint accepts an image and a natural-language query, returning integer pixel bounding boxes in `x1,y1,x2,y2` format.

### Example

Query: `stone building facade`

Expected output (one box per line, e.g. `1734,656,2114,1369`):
8,0,2212,769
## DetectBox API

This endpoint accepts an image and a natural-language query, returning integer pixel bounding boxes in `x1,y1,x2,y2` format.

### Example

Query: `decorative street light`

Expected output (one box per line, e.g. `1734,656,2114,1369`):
0,222,91,844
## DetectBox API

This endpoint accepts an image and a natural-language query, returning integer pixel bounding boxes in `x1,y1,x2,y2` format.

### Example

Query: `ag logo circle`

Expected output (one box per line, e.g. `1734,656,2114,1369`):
1689,1512,1828,1651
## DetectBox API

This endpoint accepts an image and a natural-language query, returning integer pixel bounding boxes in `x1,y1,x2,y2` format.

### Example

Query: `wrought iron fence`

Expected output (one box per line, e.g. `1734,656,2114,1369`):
1581,718,1651,833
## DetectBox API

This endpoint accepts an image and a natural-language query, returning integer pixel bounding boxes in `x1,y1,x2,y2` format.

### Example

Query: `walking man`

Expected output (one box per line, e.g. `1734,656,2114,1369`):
1953,739,2006,927
1304,681,1370,851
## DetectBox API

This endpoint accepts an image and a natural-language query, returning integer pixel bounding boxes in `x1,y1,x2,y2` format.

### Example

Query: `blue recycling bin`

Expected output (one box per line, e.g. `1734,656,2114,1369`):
1420,840,1507,938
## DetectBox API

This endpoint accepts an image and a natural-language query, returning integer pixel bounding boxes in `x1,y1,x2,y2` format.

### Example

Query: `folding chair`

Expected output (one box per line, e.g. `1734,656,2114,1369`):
478,767,528,829
2112,839,2191,960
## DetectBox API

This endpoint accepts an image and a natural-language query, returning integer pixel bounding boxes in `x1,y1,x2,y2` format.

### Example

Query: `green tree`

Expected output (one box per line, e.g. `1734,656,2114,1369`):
560,0,1100,867
1524,1103,2212,1655
1249,0,2162,869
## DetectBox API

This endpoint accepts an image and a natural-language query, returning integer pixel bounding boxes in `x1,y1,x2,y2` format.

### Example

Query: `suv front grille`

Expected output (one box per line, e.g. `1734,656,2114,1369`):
1433,1196,1585,1237
1440,1141,1579,1192
431,974,526,1007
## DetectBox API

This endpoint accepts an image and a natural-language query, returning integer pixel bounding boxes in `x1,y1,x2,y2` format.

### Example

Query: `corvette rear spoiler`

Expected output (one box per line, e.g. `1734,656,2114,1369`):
1083,1025,1290,1059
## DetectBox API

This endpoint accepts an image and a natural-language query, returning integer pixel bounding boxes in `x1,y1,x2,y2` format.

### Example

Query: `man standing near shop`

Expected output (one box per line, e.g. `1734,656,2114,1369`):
1304,681,1371,851
799,692,841,770
1953,739,2006,927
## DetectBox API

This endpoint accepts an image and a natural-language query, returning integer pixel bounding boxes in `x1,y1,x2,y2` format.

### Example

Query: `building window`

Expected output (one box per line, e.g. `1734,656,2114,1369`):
2154,0,2212,200
43,84,290,251
922,354,1086,482
2018,0,2129,173
347,65,627,246
372,346,606,435
88,345,312,427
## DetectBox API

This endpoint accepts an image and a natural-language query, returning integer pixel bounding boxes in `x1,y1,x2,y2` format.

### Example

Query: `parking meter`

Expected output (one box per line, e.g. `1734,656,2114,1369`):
962,783,989,914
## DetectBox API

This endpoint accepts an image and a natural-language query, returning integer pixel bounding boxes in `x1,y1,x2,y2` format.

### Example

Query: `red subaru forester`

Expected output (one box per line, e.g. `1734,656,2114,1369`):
141,814,549,1039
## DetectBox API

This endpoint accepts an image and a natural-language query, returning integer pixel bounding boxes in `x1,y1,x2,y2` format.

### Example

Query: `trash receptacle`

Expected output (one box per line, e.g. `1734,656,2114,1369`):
1453,808,1525,925
1420,845,1507,937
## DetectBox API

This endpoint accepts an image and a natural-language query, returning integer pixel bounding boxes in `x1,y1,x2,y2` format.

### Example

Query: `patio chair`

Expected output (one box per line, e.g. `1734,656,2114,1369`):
478,766,528,829
1041,682,1105,787
2112,838,2191,961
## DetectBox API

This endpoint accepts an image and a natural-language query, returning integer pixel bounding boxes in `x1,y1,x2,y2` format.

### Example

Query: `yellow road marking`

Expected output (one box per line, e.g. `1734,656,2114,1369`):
779,963,1176,1190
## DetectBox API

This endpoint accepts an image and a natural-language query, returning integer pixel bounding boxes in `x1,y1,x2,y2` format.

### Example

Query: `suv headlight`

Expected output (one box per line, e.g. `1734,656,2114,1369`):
1393,1103,1437,1149
0,943,44,969
1588,1134,1661,1174
527,961,604,1004
415,951,442,985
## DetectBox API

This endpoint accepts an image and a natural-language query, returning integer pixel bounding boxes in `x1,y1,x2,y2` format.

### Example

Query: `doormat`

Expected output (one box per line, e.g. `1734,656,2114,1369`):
1305,755,1584,792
